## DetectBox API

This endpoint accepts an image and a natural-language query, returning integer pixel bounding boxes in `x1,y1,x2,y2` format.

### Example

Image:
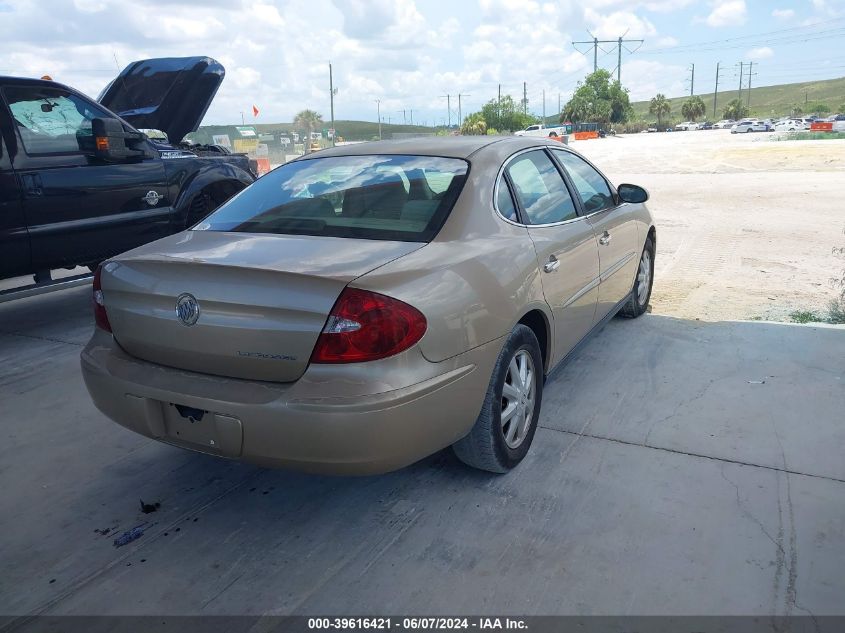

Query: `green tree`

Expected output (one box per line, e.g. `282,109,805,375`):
460,112,487,135
681,95,706,121
808,102,831,115
560,69,632,127
480,95,534,132
722,99,749,120
293,109,323,153
649,93,671,128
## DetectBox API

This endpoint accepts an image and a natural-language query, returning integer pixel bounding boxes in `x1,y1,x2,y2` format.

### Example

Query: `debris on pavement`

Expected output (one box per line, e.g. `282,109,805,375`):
113,525,146,548
140,499,161,514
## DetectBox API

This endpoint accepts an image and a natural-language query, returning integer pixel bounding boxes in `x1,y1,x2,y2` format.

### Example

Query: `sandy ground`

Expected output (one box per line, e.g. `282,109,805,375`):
574,130,845,322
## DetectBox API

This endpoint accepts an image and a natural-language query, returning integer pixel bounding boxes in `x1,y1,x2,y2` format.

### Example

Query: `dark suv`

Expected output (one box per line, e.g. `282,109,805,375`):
0,56,255,282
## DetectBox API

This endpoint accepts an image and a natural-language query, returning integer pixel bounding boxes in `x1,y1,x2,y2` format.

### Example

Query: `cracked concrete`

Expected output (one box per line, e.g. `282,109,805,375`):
1,287,844,618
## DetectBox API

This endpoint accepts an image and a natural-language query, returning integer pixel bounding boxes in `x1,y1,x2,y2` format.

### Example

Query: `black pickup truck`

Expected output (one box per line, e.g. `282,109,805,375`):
0,56,255,282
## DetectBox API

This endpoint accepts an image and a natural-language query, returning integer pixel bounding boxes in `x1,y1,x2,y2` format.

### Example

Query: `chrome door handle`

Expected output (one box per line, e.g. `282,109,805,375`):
599,231,612,246
543,256,560,273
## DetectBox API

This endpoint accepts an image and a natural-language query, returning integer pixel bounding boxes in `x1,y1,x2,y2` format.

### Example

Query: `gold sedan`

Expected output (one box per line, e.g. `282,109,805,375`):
81,136,655,475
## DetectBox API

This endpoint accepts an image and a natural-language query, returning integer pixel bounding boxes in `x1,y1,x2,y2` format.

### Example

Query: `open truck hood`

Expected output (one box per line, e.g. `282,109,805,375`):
98,56,224,143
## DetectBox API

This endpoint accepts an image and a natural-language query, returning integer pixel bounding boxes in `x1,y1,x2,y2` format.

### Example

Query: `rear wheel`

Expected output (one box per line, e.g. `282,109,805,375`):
620,236,655,318
452,324,543,473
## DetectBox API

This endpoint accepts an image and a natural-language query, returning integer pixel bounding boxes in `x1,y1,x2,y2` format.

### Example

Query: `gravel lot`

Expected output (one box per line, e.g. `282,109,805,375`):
574,130,845,322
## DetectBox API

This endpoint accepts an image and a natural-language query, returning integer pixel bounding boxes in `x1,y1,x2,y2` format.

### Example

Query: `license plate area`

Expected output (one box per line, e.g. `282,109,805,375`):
163,402,243,458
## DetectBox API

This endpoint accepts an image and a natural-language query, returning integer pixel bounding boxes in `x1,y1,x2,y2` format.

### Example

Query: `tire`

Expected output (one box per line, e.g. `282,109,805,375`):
619,236,655,318
549,132,558,138
745,128,752,133
452,324,543,473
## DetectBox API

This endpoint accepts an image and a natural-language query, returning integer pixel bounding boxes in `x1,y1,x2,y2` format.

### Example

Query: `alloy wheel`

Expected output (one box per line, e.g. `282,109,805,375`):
500,350,536,449
637,250,652,306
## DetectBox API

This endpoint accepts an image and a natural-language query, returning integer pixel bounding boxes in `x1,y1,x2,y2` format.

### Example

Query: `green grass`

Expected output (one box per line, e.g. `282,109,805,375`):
630,75,845,123
789,304,845,325
790,310,824,323
772,131,845,141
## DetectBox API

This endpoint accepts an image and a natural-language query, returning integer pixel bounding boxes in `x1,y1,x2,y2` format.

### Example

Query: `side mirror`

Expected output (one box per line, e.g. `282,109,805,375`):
88,117,146,162
617,183,649,204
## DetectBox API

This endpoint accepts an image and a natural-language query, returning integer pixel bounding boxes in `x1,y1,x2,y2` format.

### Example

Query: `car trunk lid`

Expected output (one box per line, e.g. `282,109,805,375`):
102,230,423,382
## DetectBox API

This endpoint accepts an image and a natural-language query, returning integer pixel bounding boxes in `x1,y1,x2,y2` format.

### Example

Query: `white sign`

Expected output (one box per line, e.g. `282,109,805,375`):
212,134,231,148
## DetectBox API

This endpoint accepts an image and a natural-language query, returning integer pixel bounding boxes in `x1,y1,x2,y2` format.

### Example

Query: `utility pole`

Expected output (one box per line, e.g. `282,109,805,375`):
441,94,451,127
737,61,744,103
558,93,561,116
523,82,527,115
573,34,643,81
410,109,413,125
457,93,470,127
689,63,695,96
240,111,244,125
617,36,622,82
375,99,381,140
713,62,720,118
497,84,501,127
746,61,754,108
329,62,336,147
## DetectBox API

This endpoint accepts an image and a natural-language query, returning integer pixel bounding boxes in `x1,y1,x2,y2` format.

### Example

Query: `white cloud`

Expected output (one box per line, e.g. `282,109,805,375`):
746,46,774,60
705,0,747,27
584,8,658,39
771,8,795,19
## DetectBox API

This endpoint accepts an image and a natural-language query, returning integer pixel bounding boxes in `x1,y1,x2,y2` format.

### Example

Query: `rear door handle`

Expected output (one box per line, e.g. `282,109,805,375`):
543,256,560,273
22,173,43,197
599,231,611,246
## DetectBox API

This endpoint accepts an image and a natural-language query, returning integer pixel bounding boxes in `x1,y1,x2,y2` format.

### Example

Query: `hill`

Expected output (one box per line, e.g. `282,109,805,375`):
629,75,845,122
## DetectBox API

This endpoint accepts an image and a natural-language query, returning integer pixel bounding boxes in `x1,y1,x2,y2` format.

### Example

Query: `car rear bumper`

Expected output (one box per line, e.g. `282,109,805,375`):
80,330,502,475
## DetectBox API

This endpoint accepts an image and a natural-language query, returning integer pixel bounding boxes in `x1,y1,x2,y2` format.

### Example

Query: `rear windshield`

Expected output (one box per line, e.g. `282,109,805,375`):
197,154,469,242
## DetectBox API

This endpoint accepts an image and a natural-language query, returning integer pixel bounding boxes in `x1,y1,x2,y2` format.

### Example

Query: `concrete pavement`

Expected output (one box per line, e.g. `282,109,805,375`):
1,286,843,618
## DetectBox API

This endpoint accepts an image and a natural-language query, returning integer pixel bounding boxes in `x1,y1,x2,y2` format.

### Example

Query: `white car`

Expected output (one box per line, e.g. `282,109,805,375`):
773,119,808,132
675,121,699,131
713,119,735,129
731,120,768,133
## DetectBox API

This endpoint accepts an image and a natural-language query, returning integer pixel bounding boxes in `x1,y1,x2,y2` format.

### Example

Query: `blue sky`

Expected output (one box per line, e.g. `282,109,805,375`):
0,0,843,125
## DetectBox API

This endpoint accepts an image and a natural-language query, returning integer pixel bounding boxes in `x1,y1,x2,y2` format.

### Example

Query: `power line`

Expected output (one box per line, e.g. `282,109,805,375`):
572,33,644,82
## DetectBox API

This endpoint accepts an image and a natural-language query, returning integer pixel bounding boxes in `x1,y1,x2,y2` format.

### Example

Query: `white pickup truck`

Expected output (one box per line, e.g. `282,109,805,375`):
513,123,567,138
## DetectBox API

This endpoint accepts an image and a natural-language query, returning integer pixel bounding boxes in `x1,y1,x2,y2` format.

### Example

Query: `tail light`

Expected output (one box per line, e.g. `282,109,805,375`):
93,266,112,333
311,288,426,364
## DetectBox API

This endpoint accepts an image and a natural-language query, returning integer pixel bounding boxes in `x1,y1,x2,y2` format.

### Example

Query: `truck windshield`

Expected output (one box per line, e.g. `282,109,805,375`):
196,154,469,242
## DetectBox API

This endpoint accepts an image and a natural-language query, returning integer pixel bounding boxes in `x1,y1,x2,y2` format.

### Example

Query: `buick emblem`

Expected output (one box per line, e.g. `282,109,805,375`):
143,190,162,206
175,293,200,326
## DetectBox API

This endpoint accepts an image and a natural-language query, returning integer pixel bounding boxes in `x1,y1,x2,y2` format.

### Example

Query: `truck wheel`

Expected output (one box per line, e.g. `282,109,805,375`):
548,132,558,138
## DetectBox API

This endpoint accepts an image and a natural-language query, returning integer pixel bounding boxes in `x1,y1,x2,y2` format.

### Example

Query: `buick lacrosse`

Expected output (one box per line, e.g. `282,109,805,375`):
81,136,655,474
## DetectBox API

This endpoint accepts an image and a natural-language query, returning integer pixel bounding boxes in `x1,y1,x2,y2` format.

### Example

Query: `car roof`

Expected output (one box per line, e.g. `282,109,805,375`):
0,75,70,89
295,135,556,161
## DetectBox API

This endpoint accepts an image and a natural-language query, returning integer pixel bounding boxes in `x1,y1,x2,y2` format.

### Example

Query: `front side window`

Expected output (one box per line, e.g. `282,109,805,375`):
3,86,113,155
552,149,615,214
198,154,468,242
505,150,577,225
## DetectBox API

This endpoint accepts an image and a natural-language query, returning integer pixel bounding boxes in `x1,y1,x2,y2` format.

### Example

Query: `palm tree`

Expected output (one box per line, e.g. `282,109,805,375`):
649,94,671,128
293,109,323,153
460,112,487,135
681,96,706,122
723,99,749,121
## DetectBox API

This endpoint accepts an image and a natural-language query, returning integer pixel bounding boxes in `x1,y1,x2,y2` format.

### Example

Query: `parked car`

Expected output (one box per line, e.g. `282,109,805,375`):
81,137,656,475
731,120,768,133
712,119,735,129
675,121,700,131
0,57,255,283
514,123,568,138
698,122,714,130
773,119,808,132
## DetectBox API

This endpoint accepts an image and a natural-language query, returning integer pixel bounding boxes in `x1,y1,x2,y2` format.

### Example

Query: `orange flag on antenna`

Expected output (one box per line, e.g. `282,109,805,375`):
252,105,259,117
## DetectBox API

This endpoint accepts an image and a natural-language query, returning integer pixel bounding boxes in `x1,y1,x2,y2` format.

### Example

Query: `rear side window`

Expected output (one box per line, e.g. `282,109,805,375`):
198,155,468,242
552,149,615,214
3,86,113,155
505,150,577,225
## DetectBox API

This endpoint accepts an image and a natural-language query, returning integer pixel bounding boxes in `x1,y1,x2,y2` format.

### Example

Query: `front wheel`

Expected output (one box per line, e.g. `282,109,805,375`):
453,324,543,473
620,236,655,318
